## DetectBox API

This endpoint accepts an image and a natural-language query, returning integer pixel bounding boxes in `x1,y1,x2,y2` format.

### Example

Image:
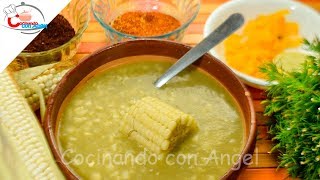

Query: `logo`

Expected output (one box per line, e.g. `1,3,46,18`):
3,2,47,34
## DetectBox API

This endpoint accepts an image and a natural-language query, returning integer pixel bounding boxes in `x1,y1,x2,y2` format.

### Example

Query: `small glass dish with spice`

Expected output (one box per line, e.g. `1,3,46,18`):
91,0,200,43
10,0,90,70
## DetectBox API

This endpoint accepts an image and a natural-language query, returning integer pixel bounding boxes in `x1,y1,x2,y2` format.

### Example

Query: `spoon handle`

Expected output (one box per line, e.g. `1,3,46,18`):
154,13,245,88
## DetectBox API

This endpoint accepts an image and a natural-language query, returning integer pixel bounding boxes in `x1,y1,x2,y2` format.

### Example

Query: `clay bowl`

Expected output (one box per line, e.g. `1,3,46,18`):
44,40,256,179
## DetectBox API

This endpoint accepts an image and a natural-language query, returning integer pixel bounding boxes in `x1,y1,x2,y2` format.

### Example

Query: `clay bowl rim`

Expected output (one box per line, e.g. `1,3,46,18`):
43,39,256,179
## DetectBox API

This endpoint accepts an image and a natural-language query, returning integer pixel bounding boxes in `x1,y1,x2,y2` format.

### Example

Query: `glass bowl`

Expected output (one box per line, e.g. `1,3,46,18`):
12,0,90,68
91,0,200,43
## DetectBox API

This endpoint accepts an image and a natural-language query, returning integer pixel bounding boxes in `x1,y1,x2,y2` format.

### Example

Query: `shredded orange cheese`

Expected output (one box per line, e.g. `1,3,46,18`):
224,10,302,79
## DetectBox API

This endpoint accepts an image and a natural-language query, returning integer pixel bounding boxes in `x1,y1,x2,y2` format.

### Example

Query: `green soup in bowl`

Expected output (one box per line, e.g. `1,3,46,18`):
44,40,256,179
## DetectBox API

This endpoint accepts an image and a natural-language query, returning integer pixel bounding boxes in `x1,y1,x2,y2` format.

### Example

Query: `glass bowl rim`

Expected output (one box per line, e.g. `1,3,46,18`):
19,7,90,56
91,0,201,39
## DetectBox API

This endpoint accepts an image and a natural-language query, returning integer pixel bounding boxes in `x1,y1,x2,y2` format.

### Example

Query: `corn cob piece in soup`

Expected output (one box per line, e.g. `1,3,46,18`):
121,97,198,155
57,56,245,179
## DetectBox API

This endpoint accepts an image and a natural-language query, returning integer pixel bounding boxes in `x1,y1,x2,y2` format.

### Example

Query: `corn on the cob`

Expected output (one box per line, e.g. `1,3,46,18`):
0,71,64,179
14,63,74,110
121,97,198,154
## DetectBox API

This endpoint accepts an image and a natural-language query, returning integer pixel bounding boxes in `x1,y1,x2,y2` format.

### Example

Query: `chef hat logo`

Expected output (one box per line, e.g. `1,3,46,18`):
3,2,47,34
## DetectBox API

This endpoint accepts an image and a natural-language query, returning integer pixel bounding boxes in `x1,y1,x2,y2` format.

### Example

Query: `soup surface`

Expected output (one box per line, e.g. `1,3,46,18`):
58,56,244,179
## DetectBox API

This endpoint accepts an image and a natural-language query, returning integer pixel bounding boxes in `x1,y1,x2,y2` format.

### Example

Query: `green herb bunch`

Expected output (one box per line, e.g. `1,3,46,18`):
261,39,320,179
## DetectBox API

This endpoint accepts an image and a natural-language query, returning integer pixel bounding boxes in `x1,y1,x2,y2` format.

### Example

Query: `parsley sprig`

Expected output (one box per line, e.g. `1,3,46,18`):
261,38,320,179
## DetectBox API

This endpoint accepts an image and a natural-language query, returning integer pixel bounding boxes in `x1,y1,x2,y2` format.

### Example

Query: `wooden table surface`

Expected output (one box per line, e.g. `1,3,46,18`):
74,0,320,179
